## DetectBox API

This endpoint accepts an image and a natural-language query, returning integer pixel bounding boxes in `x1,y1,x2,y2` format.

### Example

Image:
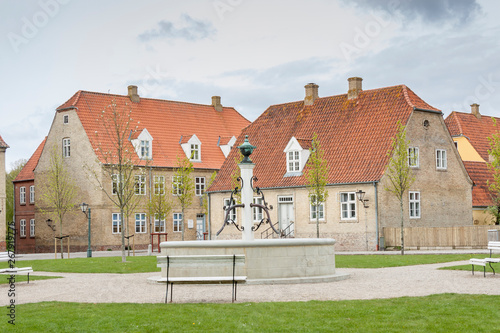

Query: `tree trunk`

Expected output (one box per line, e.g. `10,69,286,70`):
181,207,185,241
400,199,404,255
59,219,64,259
121,208,126,262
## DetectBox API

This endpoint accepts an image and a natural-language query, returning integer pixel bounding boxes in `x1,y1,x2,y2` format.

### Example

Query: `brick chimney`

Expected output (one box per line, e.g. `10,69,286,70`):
128,85,140,103
347,77,363,100
304,83,319,106
471,103,481,119
212,96,223,112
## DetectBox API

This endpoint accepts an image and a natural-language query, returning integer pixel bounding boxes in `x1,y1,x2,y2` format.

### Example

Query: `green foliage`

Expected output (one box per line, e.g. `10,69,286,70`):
486,119,500,225
3,295,500,332
0,275,60,284
173,156,195,240
5,159,26,222
384,121,415,255
304,133,329,238
335,253,477,268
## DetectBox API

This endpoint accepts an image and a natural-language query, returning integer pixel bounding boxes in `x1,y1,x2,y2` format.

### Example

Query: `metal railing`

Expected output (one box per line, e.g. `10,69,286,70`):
260,222,294,239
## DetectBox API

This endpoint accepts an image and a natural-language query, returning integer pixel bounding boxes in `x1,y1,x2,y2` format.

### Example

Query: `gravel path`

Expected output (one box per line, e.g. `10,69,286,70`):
2,260,499,305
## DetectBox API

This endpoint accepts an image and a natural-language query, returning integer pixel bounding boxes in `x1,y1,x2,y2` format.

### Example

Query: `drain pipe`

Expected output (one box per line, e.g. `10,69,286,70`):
374,181,379,251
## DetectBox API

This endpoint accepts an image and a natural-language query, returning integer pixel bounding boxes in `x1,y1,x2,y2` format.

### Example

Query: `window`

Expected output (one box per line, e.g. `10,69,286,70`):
436,149,447,170
20,186,26,204
408,147,419,168
62,138,71,157
30,219,35,237
134,175,146,195
154,176,165,195
140,140,150,159
112,174,122,195
173,213,182,232
112,213,122,234
172,176,182,196
135,213,146,233
195,177,205,196
409,191,421,218
287,151,300,172
340,192,356,220
29,185,35,204
20,219,26,237
63,114,69,124
190,144,200,161
253,197,263,222
154,214,166,233
310,195,325,220
224,198,237,223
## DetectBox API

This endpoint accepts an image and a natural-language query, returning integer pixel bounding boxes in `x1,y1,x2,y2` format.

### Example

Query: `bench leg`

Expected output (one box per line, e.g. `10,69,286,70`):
489,262,496,276
165,283,168,304
27,273,30,284
472,265,474,275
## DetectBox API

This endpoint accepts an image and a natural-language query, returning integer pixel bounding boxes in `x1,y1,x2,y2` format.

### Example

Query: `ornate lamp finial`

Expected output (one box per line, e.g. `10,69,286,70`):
238,135,256,164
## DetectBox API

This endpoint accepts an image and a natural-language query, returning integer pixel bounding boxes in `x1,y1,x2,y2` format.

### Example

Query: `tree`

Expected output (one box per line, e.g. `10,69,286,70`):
39,146,78,258
304,133,329,238
5,159,26,222
88,99,144,262
486,121,500,225
384,121,415,255
172,156,194,241
148,173,173,235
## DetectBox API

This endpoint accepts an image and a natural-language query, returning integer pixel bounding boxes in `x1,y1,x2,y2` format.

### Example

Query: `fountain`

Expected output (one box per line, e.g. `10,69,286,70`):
154,136,349,284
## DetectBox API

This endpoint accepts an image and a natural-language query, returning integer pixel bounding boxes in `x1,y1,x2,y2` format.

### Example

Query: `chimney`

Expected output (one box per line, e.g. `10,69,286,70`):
347,77,363,100
212,96,223,112
471,103,481,119
128,85,140,103
304,83,319,106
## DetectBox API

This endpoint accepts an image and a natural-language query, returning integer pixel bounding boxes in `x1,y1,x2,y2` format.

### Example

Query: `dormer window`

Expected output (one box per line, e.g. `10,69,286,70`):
191,144,199,160
180,134,201,162
283,137,311,176
218,136,237,158
131,129,153,160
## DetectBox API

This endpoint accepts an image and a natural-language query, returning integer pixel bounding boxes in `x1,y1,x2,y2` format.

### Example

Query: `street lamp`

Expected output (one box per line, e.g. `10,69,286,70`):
356,190,369,208
46,218,55,231
79,203,92,258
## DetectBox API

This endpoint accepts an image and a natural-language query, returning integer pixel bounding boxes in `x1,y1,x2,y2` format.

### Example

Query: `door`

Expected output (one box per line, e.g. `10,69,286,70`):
279,202,295,237
196,214,205,240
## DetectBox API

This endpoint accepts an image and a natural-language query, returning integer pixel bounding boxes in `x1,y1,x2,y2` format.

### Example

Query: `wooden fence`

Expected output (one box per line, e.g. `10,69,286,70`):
383,225,500,249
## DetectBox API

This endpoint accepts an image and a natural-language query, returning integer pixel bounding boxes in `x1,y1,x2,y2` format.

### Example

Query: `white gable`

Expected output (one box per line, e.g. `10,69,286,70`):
283,136,311,176
219,136,237,158
131,128,153,159
181,134,202,161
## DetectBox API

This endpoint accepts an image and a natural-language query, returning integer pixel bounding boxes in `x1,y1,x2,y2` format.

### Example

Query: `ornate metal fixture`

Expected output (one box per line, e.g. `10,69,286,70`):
250,176,279,234
217,177,245,236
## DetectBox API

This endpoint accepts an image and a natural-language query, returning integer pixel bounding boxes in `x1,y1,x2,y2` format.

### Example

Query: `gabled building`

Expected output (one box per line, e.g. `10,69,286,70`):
208,78,473,251
0,135,9,251
34,86,250,252
13,138,46,253
445,104,499,225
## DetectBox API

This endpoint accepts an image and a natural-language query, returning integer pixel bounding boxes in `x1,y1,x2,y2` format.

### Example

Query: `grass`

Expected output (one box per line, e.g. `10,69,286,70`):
0,274,61,284
440,254,500,273
0,254,480,274
2,294,499,332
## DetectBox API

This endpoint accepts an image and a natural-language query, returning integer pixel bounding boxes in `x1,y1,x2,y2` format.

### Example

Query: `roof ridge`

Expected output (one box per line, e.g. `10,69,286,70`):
401,85,415,108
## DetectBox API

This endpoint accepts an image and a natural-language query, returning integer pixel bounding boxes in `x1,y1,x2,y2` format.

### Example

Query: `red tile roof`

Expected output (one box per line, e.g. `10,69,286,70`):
463,161,494,207
210,84,440,192
445,112,500,161
0,135,9,149
57,91,250,170
14,137,47,182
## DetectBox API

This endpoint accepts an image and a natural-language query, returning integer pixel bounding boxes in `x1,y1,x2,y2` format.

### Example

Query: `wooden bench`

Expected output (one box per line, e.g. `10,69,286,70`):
0,251,34,283
157,254,246,303
470,241,500,277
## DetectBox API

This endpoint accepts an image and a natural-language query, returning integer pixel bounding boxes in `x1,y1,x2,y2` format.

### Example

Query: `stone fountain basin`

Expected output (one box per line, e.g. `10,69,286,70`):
157,238,349,284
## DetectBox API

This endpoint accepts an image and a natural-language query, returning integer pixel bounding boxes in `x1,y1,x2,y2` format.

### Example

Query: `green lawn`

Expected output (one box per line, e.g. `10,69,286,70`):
0,274,60,284
0,254,480,274
2,294,499,332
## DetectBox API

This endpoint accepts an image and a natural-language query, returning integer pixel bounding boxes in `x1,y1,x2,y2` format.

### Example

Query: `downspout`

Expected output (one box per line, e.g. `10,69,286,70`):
148,167,152,251
207,193,211,240
374,181,380,251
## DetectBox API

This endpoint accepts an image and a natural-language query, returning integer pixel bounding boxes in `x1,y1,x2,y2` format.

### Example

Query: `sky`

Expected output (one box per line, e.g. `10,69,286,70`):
1,0,499,171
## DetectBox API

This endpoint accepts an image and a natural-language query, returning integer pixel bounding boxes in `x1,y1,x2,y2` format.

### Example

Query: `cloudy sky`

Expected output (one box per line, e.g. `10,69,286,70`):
1,0,499,170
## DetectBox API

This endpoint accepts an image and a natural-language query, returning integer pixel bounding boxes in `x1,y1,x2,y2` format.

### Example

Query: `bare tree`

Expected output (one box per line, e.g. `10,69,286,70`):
6,159,26,222
39,146,78,258
172,156,194,241
384,121,415,255
148,173,173,235
486,120,500,225
304,133,329,238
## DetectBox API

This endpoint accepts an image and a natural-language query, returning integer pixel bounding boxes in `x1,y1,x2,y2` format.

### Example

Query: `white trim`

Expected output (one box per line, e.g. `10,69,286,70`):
20,219,26,237
20,186,26,204
436,149,447,170
409,191,421,219
340,192,357,220
112,213,122,234
173,212,182,232
30,219,35,237
408,146,419,168
135,213,147,233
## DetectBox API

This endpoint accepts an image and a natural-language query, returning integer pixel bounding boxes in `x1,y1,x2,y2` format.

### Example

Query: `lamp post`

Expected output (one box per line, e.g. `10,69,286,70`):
79,203,92,258
356,190,369,251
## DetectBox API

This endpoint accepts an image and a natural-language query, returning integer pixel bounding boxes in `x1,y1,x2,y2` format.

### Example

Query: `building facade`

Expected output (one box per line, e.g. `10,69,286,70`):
209,78,473,251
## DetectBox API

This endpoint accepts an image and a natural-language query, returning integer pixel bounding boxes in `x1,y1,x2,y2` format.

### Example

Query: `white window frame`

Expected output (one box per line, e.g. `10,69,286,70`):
287,151,300,172
135,213,147,233
154,176,165,195
112,213,122,234
408,147,419,168
140,140,150,159
62,138,71,157
224,198,237,223
436,149,447,170
134,175,146,195
310,195,325,221
29,185,35,204
112,174,122,195
195,177,205,196
340,192,357,220
154,214,166,233
20,219,26,237
63,114,69,124
172,176,182,196
190,144,200,161
253,197,263,222
409,191,421,219
30,219,35,237
20,186,26,204
173,213,182,232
